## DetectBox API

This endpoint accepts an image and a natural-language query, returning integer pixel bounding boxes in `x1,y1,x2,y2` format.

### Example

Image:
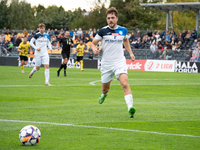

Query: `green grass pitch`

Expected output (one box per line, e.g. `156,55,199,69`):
0,66,200,150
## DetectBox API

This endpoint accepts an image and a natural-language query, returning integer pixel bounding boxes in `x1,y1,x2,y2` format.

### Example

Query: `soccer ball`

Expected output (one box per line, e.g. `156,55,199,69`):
19,125,41,146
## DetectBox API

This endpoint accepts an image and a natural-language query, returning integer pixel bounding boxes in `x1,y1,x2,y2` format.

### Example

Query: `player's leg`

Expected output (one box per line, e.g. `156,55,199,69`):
74,56,79,68
44,64,51,86
57,52,67,77
98,69,113,104
99,81,111,104
42,55,51,86
63,57,68,76
20,59,24,73
80,56,84,71
118,73,136,118
29,55,41,78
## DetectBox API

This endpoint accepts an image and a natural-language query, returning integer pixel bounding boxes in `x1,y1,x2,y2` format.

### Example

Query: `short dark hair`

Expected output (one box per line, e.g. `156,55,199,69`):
106,7,118,17
38,23,45,28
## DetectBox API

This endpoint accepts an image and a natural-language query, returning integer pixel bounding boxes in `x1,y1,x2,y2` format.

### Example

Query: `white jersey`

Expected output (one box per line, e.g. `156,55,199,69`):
95,25,127,64
30,32,52,56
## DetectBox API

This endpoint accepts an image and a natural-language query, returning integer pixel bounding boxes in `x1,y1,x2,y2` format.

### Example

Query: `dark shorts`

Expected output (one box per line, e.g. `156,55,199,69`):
20,56,28,61
62,51,70,59
77,56,83,62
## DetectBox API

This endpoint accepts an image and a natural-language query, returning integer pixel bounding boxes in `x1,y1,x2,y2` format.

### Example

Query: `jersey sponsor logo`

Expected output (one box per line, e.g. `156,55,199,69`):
107,32,111,35
112,33,119,36
119,31,123,35
105,39,123,43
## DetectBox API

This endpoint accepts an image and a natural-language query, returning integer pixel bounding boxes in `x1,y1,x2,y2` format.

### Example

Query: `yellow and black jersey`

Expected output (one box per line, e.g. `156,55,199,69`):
19,42,30,57
76,44,85,57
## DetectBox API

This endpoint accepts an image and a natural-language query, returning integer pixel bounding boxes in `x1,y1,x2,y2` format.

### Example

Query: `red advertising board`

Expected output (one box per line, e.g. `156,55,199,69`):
126,60,146,71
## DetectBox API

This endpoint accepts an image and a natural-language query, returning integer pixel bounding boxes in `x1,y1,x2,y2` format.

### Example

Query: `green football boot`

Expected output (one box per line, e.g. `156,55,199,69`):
129,107,136,118
98,93,107,104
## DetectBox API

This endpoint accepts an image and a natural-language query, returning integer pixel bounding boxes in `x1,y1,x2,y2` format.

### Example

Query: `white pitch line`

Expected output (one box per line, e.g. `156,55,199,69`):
0,119,199,138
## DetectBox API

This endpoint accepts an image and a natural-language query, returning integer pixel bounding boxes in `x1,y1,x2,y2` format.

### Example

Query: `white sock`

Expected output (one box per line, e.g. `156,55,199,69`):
31,67,37,74
45,69,50,83
124,94,133,110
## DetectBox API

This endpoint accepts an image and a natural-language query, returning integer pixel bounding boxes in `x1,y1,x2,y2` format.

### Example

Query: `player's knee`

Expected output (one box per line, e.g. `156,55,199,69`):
121,82,129,90
24,62,27,65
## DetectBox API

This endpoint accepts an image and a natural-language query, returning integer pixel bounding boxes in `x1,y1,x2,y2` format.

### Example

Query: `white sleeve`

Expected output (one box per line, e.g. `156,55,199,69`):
95,34,102,41
47,39,52,50
30,38,37,50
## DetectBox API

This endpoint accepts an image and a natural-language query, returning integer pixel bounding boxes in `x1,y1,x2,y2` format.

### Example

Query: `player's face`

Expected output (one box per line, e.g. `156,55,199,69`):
65,31,70,38
23,37,27,43
80,41,83,45
39,27,45,34
107,13,118,29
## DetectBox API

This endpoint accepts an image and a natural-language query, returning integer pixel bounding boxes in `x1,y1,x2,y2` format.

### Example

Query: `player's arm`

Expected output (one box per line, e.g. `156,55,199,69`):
47,38,52,51
123,38,135,61
17,44,24,53
91,38,100,55
30,37,40,51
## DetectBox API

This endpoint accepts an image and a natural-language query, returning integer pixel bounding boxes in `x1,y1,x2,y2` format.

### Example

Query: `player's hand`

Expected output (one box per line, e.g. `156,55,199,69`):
37,48,41,51
130,54,135,61
93,48,99,55
21,50,24,53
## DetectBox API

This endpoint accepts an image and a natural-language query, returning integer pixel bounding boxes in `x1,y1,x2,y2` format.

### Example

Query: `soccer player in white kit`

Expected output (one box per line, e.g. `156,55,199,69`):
91,7,136,118
29,23,52,86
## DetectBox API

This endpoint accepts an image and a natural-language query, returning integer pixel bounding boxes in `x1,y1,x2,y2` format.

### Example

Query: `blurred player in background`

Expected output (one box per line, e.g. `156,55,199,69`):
29,23,52,86
17,36,31,73
74,40,85,71
57,31,73,77
91,7,136,118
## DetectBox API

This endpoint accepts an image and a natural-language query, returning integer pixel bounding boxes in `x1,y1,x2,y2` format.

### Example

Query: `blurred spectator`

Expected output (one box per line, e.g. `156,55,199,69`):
54,29,59,36
74,28,77,35
47,29,51,35
70,29,74,38
157,35,162,42
23,28,28,36
150,42,156,59
60,29,64,36
192,39,198,49
193,28,197,37
2,27,7,34
36,27,40,33
165,32,170,42
177,41,182,50
80,33,85,42
182,30,186,39
12,30,18,36
184,30,191,42
191,30,196,39
51,37,58,50
129,32,135,43
30,30,35,36
50,29,54,36
190,47,199,62
6,29,11,35
146,28,152,37
77,28,83,36
88,51,93,60
170,29,176,35
88,28,93,37
155,32,160,39
165,49,173,60
64,24,69,31
126,32,131,39
161,29,166,38
135,30,142,39
142,35,148,44
93,29,97,37
7,41,13,51
158,42,164,55
15,36,22,46
185,48,192,61
169,33,174,41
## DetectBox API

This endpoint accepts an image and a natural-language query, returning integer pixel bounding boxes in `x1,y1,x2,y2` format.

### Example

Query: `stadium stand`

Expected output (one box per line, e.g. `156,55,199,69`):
0,28,199,62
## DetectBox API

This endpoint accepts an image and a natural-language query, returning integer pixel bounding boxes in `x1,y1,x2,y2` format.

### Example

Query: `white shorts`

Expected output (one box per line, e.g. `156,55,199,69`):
101,60,127,83
35,55,49,66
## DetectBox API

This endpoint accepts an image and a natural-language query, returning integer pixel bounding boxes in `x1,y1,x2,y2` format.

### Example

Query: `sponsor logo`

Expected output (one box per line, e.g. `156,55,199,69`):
126,60,146,71
107,32,111,35
112,33,119,36
175,62,198,73
119,31,123,35
145,60,175,72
